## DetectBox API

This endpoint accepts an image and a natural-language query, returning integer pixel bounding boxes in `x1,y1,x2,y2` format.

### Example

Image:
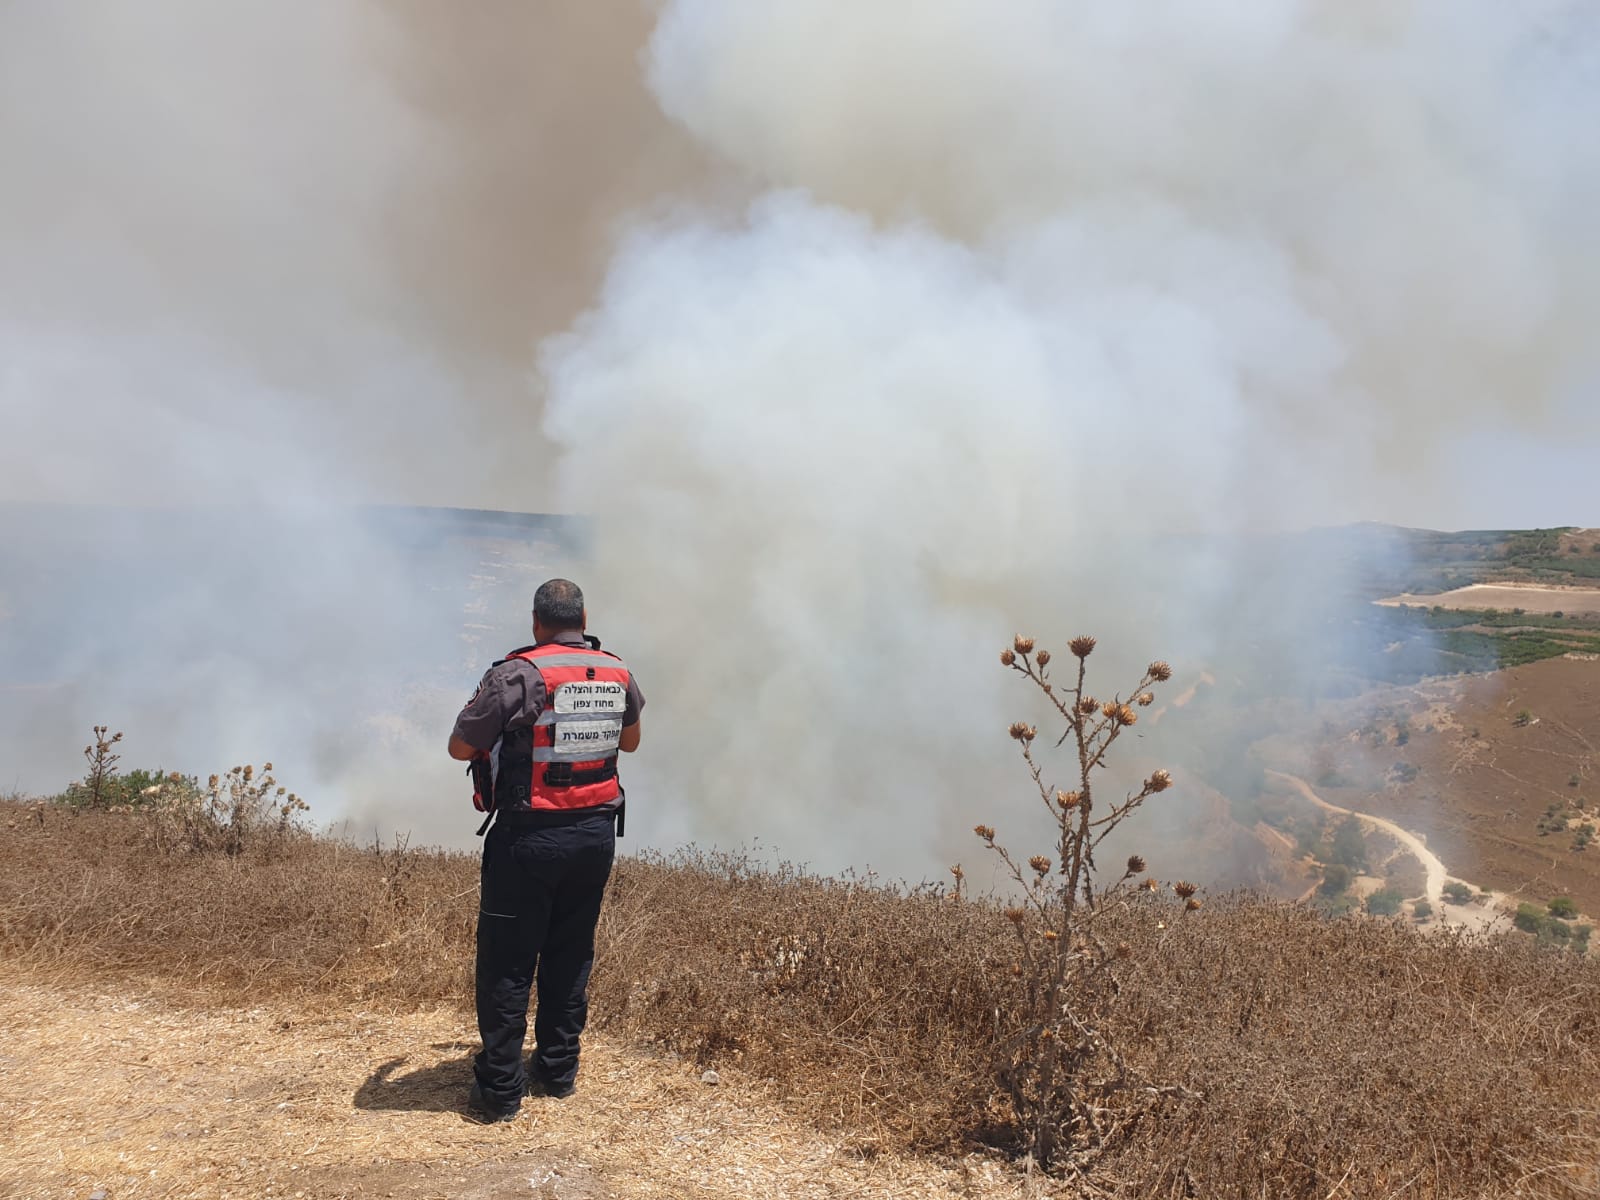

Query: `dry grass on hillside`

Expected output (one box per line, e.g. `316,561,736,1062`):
1292,654,1600,914
3,801,1599,1198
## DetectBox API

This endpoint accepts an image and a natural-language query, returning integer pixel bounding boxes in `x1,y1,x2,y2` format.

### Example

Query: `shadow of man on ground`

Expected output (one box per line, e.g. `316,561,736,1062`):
354,1046,477,1118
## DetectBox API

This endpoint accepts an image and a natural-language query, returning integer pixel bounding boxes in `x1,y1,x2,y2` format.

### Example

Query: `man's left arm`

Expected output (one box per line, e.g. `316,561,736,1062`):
618,673,645,753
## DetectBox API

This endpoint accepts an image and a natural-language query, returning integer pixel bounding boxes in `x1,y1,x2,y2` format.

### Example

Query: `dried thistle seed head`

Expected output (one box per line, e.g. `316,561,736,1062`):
1000,648,1016,667
1006,723,1037,742
1077,697,1099,716
1174,880,1198,899
1013,635,1035,654
263,762,273,771
1056,790,1081,810
1115,704,1138,726
1029,855,1051,875
243,765,254,782
974,824,996,842
1069,636,1097,658
1101,701,1119,718
1042,930,1059,942
1136,692,1155,707
949,864,964,880
1142,877,1160,892
1034,649,1051,667
1185,897,1203,912
1147,769,1173,793
1148,661,1173,682
1005,906,1026,925
1127,854,1147,875
208,774,219,789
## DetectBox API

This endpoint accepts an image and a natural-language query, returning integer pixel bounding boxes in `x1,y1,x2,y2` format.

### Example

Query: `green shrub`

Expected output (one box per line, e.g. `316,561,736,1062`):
1319,864,1353,896
1514,903,1547,934
1413,900,1433,920
1549,896,1578,919
1366,889,1404,918
1330,818,1367,871
1443,881,1472,904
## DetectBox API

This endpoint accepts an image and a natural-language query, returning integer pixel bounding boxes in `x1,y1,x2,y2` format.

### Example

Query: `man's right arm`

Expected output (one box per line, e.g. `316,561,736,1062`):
450,666,506,760
448,733,482,761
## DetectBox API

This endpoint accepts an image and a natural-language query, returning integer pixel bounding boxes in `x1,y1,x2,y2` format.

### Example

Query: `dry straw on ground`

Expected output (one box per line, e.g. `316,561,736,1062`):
3,800,1599,1197
1,979,1033,1200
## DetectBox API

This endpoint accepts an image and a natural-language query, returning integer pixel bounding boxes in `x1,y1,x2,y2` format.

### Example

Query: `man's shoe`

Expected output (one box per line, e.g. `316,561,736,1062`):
467,1082,521,1123
526,1075,576,1100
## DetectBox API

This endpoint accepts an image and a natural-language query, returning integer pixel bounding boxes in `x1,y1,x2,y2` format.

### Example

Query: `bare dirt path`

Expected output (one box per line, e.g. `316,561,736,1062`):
0,975,1041,1200
1265,771,1449,909
1375,582,1600,616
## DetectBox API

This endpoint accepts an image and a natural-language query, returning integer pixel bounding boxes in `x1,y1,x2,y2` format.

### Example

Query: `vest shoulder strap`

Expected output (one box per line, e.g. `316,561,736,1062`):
507,643,626,668
493,644,538,668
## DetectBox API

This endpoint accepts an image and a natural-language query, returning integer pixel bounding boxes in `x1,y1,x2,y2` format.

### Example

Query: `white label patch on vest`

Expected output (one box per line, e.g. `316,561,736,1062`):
552,718,623,755
552,680,627,715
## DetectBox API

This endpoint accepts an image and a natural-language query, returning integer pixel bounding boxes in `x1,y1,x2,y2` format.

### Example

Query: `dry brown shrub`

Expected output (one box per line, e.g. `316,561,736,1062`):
3,799,1598,1198
981,635,1188,1173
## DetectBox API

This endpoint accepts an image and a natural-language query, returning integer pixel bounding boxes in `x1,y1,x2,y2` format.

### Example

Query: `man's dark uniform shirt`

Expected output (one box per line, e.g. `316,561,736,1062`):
452,630,644,1113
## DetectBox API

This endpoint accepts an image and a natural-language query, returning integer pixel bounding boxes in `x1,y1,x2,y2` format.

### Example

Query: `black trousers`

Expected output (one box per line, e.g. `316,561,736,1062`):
473,811,616,1110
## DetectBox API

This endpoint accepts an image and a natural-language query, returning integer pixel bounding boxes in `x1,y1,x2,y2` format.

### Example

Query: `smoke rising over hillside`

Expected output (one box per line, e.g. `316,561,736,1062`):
543,0,1600,865
2,2,1598,872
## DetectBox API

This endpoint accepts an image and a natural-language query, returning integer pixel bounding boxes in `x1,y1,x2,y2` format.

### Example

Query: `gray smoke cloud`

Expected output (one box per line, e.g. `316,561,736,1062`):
0,1,697,836
2,1,1597,877
540,0,1600,872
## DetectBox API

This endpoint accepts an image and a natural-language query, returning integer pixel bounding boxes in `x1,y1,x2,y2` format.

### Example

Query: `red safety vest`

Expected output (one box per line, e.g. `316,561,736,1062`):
502,642,630,812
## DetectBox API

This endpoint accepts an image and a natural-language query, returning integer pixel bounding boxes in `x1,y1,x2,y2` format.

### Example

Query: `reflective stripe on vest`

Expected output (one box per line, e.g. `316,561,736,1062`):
506,643,630,811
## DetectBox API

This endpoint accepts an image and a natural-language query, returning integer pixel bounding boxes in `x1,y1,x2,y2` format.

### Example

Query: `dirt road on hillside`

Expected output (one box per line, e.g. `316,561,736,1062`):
1266,770,1447,908
0,976,1035,1200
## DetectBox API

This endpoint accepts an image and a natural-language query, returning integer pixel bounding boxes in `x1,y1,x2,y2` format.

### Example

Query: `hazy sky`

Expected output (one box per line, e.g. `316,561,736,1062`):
2,1,1598,867
0,0,1594,531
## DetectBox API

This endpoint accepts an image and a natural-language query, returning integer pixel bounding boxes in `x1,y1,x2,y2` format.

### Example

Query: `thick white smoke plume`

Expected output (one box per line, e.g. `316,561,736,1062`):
541,0,1600,870
3,2,1597,875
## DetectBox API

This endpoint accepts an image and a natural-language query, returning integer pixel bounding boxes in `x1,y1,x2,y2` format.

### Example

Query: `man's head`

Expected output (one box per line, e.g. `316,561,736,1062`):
532,578,586,643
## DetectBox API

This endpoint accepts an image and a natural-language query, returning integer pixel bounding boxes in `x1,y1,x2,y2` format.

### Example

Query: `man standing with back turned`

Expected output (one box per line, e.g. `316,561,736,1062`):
448,578,644,1122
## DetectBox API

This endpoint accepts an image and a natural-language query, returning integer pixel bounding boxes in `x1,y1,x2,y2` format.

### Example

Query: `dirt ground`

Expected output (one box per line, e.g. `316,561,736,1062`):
1264,771,1514,935
1291,655,1600,918
0,973,1046,1200
1376,582,1600,615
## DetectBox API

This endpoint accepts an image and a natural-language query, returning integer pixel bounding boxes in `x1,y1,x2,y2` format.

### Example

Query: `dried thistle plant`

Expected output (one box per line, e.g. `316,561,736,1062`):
978,635,1196,1173
81,725,123,809
146,760,310,856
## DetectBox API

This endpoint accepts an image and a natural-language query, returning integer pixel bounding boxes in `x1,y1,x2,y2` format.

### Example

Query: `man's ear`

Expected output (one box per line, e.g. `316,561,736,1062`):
580,607,589,631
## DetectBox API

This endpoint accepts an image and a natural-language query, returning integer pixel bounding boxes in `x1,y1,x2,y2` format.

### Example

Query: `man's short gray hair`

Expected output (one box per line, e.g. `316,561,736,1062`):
534,578,585,631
